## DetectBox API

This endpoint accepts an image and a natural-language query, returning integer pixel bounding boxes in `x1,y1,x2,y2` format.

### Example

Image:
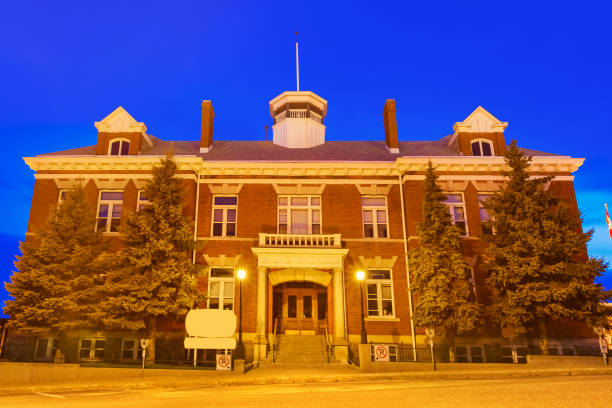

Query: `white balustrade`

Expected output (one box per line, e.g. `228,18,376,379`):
259,233,341,248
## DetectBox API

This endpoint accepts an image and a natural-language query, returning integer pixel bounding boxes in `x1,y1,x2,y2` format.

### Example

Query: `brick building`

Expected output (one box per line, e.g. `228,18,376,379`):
13,89,595,365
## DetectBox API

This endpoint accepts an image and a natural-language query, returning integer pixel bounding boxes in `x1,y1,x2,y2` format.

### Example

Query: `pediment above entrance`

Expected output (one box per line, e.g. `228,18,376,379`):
251,247,348,269
268,268,331,287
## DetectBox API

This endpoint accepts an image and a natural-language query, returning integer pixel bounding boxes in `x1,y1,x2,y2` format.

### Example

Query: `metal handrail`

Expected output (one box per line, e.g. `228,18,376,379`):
272,317,281,362
324,318,332,363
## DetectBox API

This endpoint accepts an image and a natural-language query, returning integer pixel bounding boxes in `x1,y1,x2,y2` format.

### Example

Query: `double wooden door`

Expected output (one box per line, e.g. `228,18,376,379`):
283,288,318,335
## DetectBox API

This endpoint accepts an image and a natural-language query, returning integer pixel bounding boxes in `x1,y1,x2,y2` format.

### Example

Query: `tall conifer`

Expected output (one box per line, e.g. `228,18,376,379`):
4,186,108,335
485,141,611,353
99,152,200,357
410,162,481,346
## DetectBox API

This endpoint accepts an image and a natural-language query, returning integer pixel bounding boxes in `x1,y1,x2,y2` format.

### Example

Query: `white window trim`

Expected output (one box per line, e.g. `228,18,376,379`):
34,337,58,360
107,138,131,156
444,191,469,236
57,190,69,204
78,338,106,361
471,138,494,156
211,195,238,237
366,269,395,318
361,196,390,239
121,338,140,360
477,192,495,235
96,190,123,234
137,190,149,212
277,195,322,235
207,267,236,311
469,267,477,297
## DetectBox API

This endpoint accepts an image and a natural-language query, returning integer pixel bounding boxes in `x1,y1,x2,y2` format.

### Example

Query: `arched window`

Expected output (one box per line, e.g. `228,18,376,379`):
471,139,494,156
108,139,130,155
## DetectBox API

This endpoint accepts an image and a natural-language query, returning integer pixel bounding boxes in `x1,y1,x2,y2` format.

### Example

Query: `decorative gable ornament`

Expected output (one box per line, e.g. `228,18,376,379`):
453,106,508,134
94,106,149,135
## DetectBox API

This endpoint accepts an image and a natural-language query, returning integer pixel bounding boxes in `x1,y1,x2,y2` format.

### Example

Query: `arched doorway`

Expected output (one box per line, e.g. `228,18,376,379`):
272,282,329,335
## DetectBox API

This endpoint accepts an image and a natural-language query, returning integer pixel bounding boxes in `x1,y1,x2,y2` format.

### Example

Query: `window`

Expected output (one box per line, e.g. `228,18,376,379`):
212,196,237,237
34,337,58,361
469,267,477,297
278,196,321,234
478,194,493,234
58,190,68,204
79,339,106,360
361,197,389,238
471,139,494,156
97,191,123,232
121,339,142,360
444,193,468,236
455,345,485,363
137,191,150,211
208,268,234,310
366,269,394,318
108,139,130,156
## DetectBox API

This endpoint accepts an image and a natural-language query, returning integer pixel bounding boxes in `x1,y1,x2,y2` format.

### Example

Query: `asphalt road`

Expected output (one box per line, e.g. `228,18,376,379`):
2,375,611,408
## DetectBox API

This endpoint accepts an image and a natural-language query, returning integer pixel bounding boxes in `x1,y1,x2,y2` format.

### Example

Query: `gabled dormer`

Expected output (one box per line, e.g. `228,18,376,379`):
448,106,508,156
94,107,153,155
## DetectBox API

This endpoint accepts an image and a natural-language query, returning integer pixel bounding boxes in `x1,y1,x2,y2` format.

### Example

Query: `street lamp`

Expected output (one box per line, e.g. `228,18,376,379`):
356,270,367,344
236,268,246,359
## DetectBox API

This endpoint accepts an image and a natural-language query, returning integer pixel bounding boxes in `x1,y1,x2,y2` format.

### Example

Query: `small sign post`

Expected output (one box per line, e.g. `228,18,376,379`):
140,339,150,377
374,344,390,362
425,327,436,371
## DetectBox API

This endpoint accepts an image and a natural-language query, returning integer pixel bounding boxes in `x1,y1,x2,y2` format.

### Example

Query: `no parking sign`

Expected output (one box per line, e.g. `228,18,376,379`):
216,353,232,370
374,344,390,361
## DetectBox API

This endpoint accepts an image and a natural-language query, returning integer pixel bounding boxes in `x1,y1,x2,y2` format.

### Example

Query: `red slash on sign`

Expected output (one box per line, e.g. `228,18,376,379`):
216,354,231,370
375,345,389,361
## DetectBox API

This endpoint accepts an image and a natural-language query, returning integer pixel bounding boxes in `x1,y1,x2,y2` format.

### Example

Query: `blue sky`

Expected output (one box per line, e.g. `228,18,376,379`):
1,0,610,314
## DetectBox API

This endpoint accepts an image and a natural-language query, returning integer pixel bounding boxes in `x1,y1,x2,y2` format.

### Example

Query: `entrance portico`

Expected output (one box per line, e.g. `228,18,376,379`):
251,240,349,363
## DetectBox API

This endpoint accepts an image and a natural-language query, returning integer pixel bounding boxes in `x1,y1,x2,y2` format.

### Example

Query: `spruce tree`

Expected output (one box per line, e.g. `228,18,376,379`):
99,152,200,358
485,141,611,353
410,162,482,348
4,186,108,336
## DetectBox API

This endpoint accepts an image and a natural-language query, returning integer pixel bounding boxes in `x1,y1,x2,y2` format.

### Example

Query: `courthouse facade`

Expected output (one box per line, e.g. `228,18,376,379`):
16,88,594,364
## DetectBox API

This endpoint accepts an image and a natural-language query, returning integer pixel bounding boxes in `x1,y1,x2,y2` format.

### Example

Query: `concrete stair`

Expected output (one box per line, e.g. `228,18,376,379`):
269,334,336,367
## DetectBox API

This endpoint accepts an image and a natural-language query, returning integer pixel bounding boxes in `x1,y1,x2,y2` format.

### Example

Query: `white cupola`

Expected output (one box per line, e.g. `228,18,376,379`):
269,91,327,148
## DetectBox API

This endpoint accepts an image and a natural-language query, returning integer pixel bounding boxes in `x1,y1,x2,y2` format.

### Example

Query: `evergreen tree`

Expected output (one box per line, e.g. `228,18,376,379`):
410,162,482,347
485,141,611,353
99,152,200,356
4,186,108,336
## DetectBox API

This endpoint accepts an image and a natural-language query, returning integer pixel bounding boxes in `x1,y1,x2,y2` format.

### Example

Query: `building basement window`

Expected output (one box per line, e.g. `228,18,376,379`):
212,196,237,237
471,139,494,156
208,268,235,310
366,269,395,317
35,337,58,361
362,197,389,238
79,339,106,360
278,196,321,234
97,191,123,233
109,139,130,155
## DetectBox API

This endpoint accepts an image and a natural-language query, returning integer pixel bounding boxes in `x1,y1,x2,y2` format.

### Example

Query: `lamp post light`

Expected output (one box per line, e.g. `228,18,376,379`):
356,270,367,344
237,268,246,359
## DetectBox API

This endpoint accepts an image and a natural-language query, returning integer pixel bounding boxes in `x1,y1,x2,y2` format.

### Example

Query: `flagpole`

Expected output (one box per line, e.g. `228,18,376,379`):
296,34,300,92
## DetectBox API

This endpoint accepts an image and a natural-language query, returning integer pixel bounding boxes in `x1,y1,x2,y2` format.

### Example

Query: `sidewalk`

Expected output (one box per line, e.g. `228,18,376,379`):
2,363,612,397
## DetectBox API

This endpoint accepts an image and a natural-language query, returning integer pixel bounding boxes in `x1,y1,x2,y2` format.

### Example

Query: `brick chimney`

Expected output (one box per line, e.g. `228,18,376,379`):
383,100,399,153
200,100,215,153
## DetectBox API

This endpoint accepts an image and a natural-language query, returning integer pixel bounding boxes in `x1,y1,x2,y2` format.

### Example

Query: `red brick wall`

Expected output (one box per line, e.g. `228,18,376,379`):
95,132,143,155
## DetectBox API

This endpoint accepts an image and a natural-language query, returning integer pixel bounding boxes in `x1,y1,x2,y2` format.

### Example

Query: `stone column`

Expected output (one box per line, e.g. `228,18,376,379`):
332,266,349,363
254,266,268,362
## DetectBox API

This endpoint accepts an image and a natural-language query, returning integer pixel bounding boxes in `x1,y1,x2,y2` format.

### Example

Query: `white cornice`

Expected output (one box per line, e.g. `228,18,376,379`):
23,155,584,177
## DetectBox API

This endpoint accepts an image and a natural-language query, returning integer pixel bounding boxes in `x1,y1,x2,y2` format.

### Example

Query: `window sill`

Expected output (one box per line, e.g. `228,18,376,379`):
365,317,400,322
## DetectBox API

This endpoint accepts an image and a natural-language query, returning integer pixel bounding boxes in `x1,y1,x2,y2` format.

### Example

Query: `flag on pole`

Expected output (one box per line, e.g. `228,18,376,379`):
606,203,612,238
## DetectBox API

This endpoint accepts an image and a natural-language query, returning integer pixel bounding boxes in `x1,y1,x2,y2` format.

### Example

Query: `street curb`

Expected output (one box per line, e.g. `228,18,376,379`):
2,367,612,397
